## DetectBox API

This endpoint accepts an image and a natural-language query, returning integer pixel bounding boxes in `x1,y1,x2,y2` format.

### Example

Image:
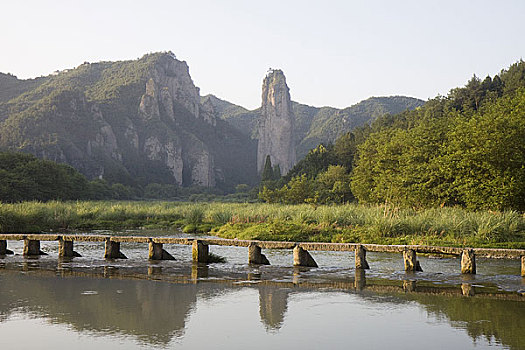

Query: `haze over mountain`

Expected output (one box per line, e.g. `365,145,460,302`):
0,52,423,189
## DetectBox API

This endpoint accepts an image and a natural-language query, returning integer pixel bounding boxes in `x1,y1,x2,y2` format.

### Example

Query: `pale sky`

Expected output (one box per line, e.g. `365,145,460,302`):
1,0,524,109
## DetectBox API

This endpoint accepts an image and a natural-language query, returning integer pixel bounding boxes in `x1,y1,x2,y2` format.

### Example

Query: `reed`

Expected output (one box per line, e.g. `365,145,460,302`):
0,201,523,248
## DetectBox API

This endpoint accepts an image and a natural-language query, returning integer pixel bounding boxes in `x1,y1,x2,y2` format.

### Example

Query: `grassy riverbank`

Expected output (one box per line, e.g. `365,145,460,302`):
0,201,524,249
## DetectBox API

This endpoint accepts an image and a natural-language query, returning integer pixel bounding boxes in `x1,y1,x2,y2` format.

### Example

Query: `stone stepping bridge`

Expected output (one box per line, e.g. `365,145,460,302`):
0,234,524,276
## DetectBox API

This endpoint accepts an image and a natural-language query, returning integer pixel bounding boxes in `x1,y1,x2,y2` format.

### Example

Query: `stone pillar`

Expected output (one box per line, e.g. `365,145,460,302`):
23,239,46,256
0,240,13,255
521,256,525,277
104,238,127,259
192,240,209,263
293,246,318,267
249,243,270,265
355,245,369,269
148,241,175,260
58,238,81,258
403,248,423,272
461,249,476,274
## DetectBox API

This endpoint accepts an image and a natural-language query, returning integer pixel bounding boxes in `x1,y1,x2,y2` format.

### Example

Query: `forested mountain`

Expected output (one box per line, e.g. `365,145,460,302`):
260,60,525,211
0,50,422,198
205,94,424,159
0,73,47,104
0,53,257,191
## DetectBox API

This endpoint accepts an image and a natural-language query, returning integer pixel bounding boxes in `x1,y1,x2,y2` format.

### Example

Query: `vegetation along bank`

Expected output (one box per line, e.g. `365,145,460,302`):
0,201,523,249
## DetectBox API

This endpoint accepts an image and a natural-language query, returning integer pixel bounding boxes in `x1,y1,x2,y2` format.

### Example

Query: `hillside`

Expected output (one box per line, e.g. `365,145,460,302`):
0,53,257,191
1,52,423,192
260,60,525,211
205,94,424,159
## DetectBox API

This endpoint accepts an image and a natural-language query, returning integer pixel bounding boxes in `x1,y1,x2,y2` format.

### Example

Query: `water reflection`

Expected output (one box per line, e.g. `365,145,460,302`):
355,268,366,291
0,257,523,349
0,270,197,345
258,285,289,331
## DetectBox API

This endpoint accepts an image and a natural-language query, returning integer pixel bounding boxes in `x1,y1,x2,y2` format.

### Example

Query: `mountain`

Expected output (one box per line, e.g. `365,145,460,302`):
0,53,423,191
0,52,257,190
205,94,424,160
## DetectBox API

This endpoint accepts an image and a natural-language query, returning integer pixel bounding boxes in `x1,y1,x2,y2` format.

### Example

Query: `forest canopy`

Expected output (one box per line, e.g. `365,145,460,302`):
260,60,525,211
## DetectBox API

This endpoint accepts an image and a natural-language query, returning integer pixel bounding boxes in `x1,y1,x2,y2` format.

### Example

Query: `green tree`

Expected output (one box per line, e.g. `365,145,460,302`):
261,155,274,181
316,165,353,203
447,90,525,210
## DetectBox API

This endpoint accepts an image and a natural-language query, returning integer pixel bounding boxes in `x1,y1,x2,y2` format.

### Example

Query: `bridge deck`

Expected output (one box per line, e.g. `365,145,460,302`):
0,233,523,259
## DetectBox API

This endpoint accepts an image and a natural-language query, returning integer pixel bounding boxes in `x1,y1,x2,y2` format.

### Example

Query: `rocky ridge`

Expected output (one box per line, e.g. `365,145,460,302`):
207,92,425,161
0,53,256,189
257,69,296,174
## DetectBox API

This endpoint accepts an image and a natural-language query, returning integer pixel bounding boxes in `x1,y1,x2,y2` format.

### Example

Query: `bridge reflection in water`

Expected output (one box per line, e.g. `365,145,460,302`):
0,261,524,349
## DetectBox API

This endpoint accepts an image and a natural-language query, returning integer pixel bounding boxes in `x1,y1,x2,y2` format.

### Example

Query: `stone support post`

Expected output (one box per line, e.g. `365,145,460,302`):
192,240,209,263
148,241,175,260
104,238,127,259
355,245,369,269
461,249,476,274
23,239,46,256
0,240,13,255
248,243,270,265
58,238,81,258
521,256,525,277
293,246,318,267
403,248,423,272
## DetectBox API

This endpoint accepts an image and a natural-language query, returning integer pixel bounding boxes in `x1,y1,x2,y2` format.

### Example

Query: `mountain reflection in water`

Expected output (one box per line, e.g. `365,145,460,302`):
0,260,523,349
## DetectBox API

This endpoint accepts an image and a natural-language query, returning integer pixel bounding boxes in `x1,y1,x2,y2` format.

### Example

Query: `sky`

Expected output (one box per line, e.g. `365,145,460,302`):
1,0,525,110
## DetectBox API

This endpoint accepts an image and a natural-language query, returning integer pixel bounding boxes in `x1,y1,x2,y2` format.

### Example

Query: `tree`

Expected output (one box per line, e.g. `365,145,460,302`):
261,155,274,181
447,90,525,210
316,165,353,203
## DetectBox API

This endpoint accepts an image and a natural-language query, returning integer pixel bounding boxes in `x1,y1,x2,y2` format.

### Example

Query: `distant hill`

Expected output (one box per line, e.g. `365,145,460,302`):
205,94,424,159
0,73,47,104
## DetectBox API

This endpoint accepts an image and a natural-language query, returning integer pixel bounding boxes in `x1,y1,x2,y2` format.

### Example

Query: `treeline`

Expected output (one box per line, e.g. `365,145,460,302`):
260,60,525,211
0,152,256,203
0,152,126,202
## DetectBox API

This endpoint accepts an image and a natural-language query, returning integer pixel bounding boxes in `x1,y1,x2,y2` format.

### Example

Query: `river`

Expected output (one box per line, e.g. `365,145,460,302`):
0,232,523,349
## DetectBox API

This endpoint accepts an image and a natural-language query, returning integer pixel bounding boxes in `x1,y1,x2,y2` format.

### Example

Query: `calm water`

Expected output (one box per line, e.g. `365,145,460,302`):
0,232,524,349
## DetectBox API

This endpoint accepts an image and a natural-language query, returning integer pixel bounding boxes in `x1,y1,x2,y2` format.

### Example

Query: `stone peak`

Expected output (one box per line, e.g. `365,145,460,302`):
264,69,287,84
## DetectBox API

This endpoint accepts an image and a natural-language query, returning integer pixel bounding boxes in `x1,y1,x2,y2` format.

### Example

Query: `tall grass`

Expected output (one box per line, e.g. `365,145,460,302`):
0,201,523,247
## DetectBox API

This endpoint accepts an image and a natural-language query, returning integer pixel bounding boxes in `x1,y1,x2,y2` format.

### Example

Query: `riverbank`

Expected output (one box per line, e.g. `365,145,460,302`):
0,201,524,249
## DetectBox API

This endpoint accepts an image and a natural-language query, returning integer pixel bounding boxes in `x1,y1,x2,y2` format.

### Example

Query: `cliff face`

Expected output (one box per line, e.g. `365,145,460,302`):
257,70,296,175
0,53,257,189
137,55,217,186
